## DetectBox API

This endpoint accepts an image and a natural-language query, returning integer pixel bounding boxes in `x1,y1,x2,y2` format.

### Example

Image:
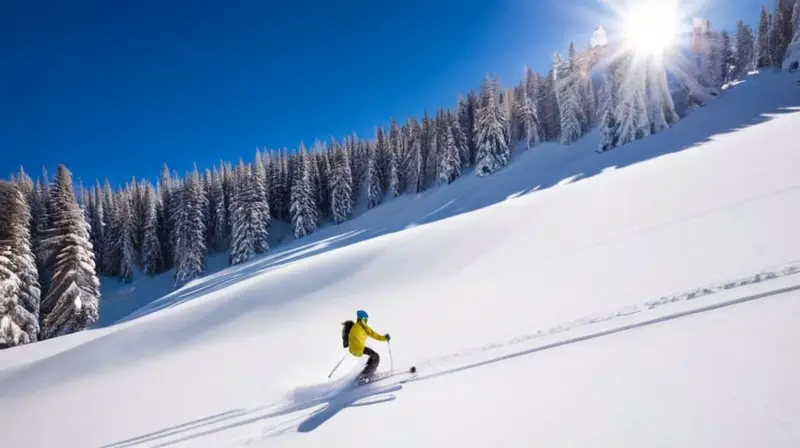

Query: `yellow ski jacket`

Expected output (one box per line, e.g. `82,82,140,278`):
348,319,387,356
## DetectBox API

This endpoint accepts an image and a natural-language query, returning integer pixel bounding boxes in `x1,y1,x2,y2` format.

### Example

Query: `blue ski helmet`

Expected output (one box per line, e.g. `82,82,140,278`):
356,310,368,321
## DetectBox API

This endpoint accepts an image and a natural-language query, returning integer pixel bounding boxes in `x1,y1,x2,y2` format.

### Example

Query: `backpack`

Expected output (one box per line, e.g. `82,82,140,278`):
341,320,354,348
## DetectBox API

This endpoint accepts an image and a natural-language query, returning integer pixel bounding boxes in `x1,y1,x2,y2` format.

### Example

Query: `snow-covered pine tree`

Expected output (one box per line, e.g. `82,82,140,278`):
720,30,734,83
735,21,756,76
458,91,478,166
344,136,366,204
644,56,680,134
117,189,136,283
437,119,461,184
536,68,561,142
365,141,383,209
202,169,218,253
387,117,403,197
276,149,292,221
289,148,318,238
704,31,723,88
554,53,583,144
100,180,119,277
502,88,520,144
403,117,424,193
770,0,796,68
0,181,41,346
614,52,651,146
38,165,100,339
420,112,435,189
208,165,228,251
157,164,174,270
296,143,319,219
87,182,105,274
32,175,51,290
449,110,469,168
130,180,146,267
229,162,271,264
597,56,621,152
373,127,388,195
597,63,617,120
330,142,354,223
757,6,773,68
519,81,541,149
267,151,284,221
173,167,207,286
314,143,332,219
597,109,619,153
141,183,163,276
474,74,510,176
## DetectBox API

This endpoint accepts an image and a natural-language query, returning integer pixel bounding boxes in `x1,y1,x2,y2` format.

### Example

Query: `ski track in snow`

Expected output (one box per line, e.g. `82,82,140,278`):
119,260,800,447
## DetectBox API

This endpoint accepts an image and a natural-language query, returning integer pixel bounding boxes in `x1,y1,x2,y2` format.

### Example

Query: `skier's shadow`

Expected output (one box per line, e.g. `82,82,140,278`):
296,383,402,433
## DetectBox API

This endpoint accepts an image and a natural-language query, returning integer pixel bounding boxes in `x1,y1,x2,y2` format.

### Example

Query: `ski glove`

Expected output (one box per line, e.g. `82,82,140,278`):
384,333,391,341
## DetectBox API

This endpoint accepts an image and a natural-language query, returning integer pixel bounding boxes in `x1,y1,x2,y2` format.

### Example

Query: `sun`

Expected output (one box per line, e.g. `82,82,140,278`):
621,0,682,56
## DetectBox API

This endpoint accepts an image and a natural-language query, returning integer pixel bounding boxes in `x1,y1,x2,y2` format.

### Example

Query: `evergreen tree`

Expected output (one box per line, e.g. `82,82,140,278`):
38,165,100,339
537,68,561,141
757,6,773,68
597,109,619,153
403,117,424,193
157,164,174,270
645,57,680,134
449,111,470,167
614,53,651,146
437,122,461,184
314,145,332,218
330,143,354,223
141,184,163,276
365,142,383,209
88,182,105,274
374,127,390,195
32,175,51,290
474,74,510,176
735,21,756,76
101,180,120,277
770,0,796,68
117,189,136,283
720,30,734,83
173,168,207,285
202,169,217,253
519,83,541,149
554,53,583,144
387,117,403,197
229,162,271,264
0,181,40,346
289,148,318,238
458,91,478,166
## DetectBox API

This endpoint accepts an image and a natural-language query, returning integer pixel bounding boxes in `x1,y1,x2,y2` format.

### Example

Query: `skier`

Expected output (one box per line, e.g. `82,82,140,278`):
345,310,390,382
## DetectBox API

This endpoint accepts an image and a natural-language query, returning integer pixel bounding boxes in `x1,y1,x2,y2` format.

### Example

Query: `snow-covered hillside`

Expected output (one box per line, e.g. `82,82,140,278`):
2,72,800,447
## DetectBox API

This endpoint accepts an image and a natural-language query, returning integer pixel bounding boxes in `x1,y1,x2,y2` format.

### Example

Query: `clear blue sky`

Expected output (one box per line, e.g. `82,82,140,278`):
1,0,761,188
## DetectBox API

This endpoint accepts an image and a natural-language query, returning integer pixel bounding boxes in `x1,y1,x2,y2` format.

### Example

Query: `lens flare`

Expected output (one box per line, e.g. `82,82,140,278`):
621,0,681,55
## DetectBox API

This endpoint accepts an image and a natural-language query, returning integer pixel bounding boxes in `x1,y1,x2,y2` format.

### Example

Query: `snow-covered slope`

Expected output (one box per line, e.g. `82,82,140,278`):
2,72,800,447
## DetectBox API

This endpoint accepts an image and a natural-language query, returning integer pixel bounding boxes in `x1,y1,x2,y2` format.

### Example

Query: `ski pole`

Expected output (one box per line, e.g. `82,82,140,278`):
327,352,347,378
387,340,394,371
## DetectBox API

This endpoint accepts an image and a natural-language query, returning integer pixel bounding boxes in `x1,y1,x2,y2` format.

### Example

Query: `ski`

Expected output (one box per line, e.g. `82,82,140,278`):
356,366,417,386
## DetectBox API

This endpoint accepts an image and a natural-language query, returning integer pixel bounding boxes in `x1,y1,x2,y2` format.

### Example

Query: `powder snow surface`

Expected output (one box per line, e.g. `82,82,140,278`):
1,72,799,447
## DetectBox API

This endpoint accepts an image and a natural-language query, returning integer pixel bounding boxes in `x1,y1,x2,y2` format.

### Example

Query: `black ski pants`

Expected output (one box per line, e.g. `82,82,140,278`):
361,347,380,377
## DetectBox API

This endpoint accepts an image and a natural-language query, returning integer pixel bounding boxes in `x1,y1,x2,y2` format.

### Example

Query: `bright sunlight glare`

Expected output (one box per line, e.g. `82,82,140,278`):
622,1,681,55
